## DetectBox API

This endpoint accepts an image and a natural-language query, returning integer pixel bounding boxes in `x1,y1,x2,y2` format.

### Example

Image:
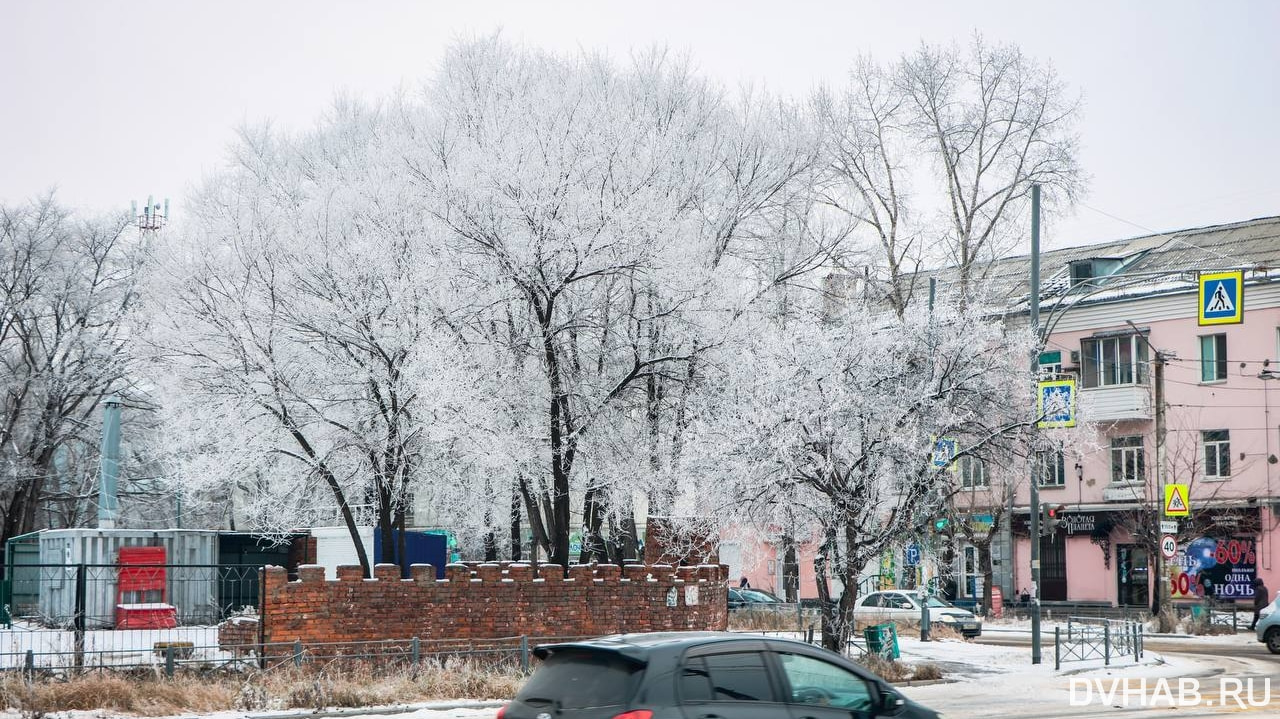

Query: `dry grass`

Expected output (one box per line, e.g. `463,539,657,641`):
0,658,525,716
858,655,946,684
728,609,813,632
910,662,944,681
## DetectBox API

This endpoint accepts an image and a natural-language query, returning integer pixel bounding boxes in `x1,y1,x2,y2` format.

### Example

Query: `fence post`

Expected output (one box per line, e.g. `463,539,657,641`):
73,564,86,673
1054,627,1060,671
293,639,303,668
1103,622,1110,666
165,645,175,678
24,649,33,682
520,635,530,674
1133,624,1139,662
412,636,420,667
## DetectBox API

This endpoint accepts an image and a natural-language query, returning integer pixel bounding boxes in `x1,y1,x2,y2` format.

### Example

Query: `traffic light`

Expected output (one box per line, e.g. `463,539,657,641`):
1040,503,1066,536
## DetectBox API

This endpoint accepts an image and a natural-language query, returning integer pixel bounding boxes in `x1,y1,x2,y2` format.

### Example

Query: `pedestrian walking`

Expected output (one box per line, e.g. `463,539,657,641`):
1250,576,1270,630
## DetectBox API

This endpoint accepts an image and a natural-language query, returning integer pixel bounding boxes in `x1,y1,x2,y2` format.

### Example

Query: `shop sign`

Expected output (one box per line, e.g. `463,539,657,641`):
1170,536,1257,601
1061,513,1097,535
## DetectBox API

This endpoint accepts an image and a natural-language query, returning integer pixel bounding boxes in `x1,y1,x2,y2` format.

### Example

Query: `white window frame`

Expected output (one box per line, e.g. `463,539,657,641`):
1036,449,1066,488
1110,436,1145,485
1202,430,1230,480
959,455,989,489
1081,334,1148,388
1200,334,1227,383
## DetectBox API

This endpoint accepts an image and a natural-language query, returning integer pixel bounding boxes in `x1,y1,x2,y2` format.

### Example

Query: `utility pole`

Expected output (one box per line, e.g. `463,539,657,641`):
1154,350,1167,617
1127,319,1168,618
1029,184,1043,664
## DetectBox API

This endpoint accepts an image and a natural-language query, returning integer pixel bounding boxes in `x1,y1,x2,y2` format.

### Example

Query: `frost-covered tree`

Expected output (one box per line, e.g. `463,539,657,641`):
0,195,150,545
147,103,494,575
681,298,1034,650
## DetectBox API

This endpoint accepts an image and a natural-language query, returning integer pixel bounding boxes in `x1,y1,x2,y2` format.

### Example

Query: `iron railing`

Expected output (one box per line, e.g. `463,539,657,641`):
1054,616,1144,670
1,634,592,677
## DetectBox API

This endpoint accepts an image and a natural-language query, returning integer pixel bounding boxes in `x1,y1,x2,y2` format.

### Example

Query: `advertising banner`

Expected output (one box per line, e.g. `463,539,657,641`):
1169,536,1257,601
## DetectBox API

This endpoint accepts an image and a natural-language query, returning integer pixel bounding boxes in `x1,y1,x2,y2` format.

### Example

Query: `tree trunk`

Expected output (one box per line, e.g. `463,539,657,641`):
579,484,606,563
509,483,523,561
782,535,800,603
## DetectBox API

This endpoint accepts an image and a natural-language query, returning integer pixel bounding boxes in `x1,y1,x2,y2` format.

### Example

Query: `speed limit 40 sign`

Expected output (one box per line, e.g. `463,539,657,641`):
1160,535,1177,560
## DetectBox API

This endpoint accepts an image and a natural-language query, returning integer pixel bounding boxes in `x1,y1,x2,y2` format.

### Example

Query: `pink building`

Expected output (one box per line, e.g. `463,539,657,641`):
1008,217,1280,608
727,217,1280,611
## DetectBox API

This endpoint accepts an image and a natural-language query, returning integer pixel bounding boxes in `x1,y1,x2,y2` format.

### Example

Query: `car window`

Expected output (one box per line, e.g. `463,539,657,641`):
861,594,882,607
926,596,954,608
776,652,874,712
518,649,641,709
742,590,780,603
684,652,777,702
887,594,914,609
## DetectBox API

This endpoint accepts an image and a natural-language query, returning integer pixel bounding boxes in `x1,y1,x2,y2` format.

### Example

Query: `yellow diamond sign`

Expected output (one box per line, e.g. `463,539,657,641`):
1164,484,1190,517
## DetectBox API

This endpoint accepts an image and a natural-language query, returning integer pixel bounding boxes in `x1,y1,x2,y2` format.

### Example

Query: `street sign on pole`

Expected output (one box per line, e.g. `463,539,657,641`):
1160,535,1177,560
1198,270,1243,326
1164,484,1190,517
1159,520,1178,534
1036,379,1077,428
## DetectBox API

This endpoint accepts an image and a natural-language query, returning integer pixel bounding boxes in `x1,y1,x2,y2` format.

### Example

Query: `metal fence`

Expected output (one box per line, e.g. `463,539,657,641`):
2,634,589,678
0,563,266,670
1054,616,1144,670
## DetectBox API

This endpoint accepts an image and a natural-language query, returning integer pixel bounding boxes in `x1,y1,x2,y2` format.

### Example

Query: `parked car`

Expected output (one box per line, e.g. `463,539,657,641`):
496,631,942,719
728,587,786,610
1255,597,1280,653
854,590,982,637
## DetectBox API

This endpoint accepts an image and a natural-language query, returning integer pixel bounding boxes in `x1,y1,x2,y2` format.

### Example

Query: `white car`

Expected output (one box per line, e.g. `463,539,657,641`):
853,590,983,637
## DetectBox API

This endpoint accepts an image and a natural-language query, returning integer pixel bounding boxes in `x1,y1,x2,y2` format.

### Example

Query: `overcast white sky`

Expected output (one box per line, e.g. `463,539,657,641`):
3,0,1278,249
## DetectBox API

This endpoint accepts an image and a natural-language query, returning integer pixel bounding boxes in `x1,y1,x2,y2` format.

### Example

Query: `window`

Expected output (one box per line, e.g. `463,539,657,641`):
776,652,873,711
1081,334,1148,388
959,456,988,489
1036,449,1066,487
517,650,641,709
1110,436,1145,484
696,652,776,702
1203,430,1230,479
860,594,883,608
1200,334,1227,382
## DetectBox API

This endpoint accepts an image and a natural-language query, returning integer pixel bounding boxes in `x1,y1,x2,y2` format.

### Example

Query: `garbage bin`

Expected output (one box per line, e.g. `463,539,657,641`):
864,623,900,659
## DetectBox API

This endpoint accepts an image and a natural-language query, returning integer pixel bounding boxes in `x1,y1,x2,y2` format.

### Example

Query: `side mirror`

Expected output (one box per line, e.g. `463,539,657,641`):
880,688,906,714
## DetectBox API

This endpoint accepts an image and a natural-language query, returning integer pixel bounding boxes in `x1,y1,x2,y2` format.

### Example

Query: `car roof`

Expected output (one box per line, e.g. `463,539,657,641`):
533,631,814,661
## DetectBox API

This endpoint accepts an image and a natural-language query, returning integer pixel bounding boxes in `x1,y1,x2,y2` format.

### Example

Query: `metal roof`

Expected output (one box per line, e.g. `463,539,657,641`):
925,215,1280,312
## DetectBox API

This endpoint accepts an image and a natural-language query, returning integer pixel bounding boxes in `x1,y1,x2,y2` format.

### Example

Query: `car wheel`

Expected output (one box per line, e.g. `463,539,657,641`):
1266,628,1280,655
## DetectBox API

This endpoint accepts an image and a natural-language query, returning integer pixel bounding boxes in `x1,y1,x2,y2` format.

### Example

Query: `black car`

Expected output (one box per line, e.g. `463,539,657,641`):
497,631,941,719
727,587,786,610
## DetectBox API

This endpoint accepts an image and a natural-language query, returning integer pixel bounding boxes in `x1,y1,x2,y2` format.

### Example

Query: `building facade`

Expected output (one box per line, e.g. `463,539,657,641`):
1003,217,1280,608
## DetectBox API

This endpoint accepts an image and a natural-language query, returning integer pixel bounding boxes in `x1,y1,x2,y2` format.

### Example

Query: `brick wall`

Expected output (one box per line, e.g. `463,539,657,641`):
259,562,728,646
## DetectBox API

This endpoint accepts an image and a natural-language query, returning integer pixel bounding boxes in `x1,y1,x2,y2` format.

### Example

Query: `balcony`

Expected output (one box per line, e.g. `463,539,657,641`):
1080,384,1152,422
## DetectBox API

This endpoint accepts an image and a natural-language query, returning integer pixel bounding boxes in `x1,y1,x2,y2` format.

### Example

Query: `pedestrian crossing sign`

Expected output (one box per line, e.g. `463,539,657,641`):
1164,484,1190,517
1198,270,1243,325
932,437,958,470
1037,379,1077,428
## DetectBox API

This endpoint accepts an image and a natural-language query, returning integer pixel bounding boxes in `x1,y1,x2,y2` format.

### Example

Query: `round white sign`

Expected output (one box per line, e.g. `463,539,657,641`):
1160,534,1177,560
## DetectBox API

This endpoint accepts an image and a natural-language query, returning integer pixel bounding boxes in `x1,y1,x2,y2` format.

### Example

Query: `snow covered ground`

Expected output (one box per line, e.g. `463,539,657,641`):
0,631,1269,718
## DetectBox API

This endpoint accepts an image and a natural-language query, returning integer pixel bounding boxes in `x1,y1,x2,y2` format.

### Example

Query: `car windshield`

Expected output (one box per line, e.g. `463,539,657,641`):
740,590,781,603
926,596,957,608
518,649,642,709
